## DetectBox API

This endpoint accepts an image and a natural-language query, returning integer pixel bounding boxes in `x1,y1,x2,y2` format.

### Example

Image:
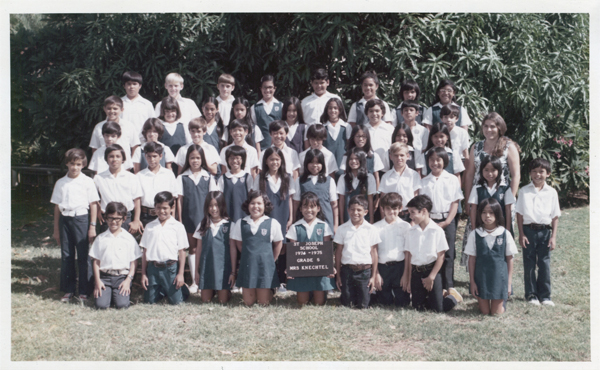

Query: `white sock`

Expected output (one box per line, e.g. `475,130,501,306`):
188,254,196,285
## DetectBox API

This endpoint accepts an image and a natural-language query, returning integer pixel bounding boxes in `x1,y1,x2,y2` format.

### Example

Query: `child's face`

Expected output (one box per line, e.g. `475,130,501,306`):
103,104,123,122
165,81,183,97
348,204,368,225
361,78,378,100
390,148,408,169
202,102,218,122
403,89,417,101
383,206,401,221
145,129,159,143
233,103,247,120
270,128,287,147
530,167,549,185
155,201,173,222
408,207,427,225
428,153,445,175
480,204,497,229
367,105,383,125
145,152,162,170
217,82,234,99
260,80,276,100
348,154,360,171
107,150,123,171
301,201,320,223
311,78,329,97
103,133,119,146
188,150,203,171
395,129,408,144
441,114,458,131
266,152,282,173
482,162,499,186
163,108,178,123
307,157,323,176
286,104,297,123
248,196,265,219
230,126,247,144
227,155,243,173
208,199,221,220
431,131,449,148
401,107,417,123
124,81,141,98
106,212,124,233
327,101,340,122
353,130,367,148
437,86,455,105
190,128,205,143
309,137,323,150
66,159,84,178
482,119,500,140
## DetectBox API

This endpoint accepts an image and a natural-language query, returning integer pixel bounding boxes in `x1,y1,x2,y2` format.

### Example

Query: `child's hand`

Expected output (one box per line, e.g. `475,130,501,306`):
368,276,376,294
286,219,293,233
400,275,410,293
548,237,556,251
519,234,529,249
422,275,435,292
53,230,60,245
333,225,338,235
173,272,185,289
374,273,383,291
97,212,105,225
141,274,149,290
470,281,478,297
335,275,342,290
285,269,294,279
228,273,236,288
88,227,96,244
129,220,144,235
327,267,336,279
437,221,449,229
118,278,131,296
94,280,105,298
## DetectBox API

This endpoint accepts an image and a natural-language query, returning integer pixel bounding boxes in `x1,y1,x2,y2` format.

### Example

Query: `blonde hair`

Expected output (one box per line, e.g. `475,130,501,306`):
389,142,409,155
218,73,235,85
165,72,184,85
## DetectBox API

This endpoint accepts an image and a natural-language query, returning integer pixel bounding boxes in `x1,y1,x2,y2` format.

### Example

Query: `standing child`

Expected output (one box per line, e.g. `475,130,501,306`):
51,148,100,302
89,96,140,158
154,72,202,126
422,122,465,177
158,97,192,174
321,98,350,178
347,71,395,127
120,71,155,141
217,145,254,223
465,198,518,315
259,120,301,179
201,97,226,150
216,73,236,130
220,119,260,177
230,191,284,306
362,99,395,166
140,191,190,305
301,68,344,126
193,191,234,304
334,195,381,309
132,118,175,173
298,124,339,177
89,121,134,175
228,97,263,154
395,80,425,125
398,100,429,166
284,97,308,153
176,145,219,293
337,148,376,224
294,149,339,233
286,192,336,305
251,75,282,148
90,201,142,309
516,158,561,306
340,125,385,190
440,104,470,172
422,79,473,131
175,117,220,176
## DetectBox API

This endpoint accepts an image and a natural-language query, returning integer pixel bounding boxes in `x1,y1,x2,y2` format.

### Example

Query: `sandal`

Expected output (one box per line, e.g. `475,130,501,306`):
61,293,73,303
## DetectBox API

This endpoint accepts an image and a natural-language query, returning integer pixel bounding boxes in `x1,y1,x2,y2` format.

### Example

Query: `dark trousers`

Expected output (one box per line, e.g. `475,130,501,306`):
411,265,457,312
144,262,189,305
340,265,371,309
140,212,157,227
376,262,410,307
276,253,287,286
522,226,552,301
95,273,130,309
59,214,89,295
433,217,456,290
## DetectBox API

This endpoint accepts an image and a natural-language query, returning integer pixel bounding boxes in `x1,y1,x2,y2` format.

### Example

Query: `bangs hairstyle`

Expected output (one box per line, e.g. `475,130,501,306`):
406,194,433,213
295,191,325,222
348,194,369,210
282,96,304,124
401,100,420,112
225,145,247,170
227,118,255,148
529,157,552,173
475,197,505,230
359,70,379,86
160,97,182,121
364,99,386,115
300,148,327,183
198,191,229,236
311,68,329,81
202,96,225,140
122,71,143,85
345,147,369,196
104,95,123,109
165,72,184,85
229,97,252,126
260,74,276,86
65,148,88,167
269,120,289,134
260,147,290,200
180,144,208,174
188,117,207,133
426,146,450,169
478,156,503,187
142,118,164,139
400,80,421,100
102,121,122,137
424,122,452,152
242,190,274,216
105,201,127,218
104,144,126,162
154,191,175,208
432,79,458,105
380,192,403,210
218,73,235,85
320,97,347,124
440,104,460,118
392,123,414,146
143,141,164,156
306,123,327,141
347,125,373,156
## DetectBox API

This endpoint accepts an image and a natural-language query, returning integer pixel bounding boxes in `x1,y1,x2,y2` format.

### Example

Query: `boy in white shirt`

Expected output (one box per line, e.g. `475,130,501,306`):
175,117,220,175
516,158,561,306
89,96,140,158
140,191,190,304
216,73,236,127
120,71,155,141
301,68,344,126
154,72,202,126
298,124,338,177
334,195,381,309
400,100,429,166
89,121,134,175
362,99,395,165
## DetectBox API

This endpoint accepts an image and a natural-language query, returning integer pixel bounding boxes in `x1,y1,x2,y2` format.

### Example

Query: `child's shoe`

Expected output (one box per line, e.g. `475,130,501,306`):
528,297,541,306
61,293,73,303
276,283,287,294
188,284,199,294
541,300,555,307
231,284,241,293
448,288,463,303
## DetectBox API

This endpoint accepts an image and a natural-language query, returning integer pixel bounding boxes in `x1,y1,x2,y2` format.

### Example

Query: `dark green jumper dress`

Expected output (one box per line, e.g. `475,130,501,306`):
474,230,508,300
198,221,232,290
237,218,279,289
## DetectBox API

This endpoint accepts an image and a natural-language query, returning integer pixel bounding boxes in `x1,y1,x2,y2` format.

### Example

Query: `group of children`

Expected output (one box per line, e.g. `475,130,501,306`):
50,68,561,314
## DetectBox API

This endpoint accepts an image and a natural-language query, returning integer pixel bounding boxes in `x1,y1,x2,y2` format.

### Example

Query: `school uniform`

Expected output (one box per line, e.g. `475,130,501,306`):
140,216,190,304
154,96,202,128
131,142,175,171
204,121,223,154
222,121,264,144
174,141,220,170
217,95,235,127
121,95,155,142
258,144,301,176
217,171,253,223
193,219,232,290
94,169,143,230
422,102,473,128
298,147,339,176
160,121,191,172
251,98,283,147
51,173,100,295
220,142,260,174
285,219,335,292
449,126,470,161
294,175,338,232
422,147,465,176
89,119,140,152
373,217,411,306
515,182,561,302
301,92,343,126
382,145,425,173
347,97,395,126
378,166,422,210
468,183,516,233
363,121,395,167
231,215,284,289
324,120,350,175
340,151,384,174
176,169,219,233
334,220,381,309
395,102,425,125
420,170,464,290
285,122,307,154
89,145,134,174
136,167,178,225
464,226,518,300
406,123,429,164
336,173,376,222
89,228,142,309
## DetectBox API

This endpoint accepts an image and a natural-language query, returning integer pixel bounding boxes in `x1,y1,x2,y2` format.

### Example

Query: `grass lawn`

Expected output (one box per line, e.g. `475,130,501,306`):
10,188,590,362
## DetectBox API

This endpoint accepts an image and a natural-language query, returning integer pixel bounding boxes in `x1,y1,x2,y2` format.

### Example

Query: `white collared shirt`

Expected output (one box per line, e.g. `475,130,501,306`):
51,173,100,216
132,142,175,164
363,121,395,164
89,119,140,150
419,170,464,214
421,146,465,176
250,98,281,126
175,141,220,168
217,95,235,126
222,121,264,143
193,218,229,239
468,183,516,205
259,144,301,175
94,168,143,212
89,145,134,174
121,95,155,140
162,120,193,145
422,102,473,127
140,217,189,261
292,175,338,201
216,170,254,191
378,166,422,209
286,218,332,241
405,220,449,266
301,92,343,126
287,122,308,142
464,226,518,256
347,96,395,125
219,142,260,173
251,173,297,196
339,152,384,173
449,126,470,158
230,215,284,242
154,96,202,128
89,228,142,270
333,220,381,265
336,173,377,195
137,166,178,208
382,145,425,172
324,120,351,141
298,147,339,176
407,122,429,153
515,182,561,225
374,217,411,263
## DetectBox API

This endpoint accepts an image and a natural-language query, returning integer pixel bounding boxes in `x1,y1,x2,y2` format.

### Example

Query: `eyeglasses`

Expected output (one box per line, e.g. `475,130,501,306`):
439,88,454,93
107,217,124,223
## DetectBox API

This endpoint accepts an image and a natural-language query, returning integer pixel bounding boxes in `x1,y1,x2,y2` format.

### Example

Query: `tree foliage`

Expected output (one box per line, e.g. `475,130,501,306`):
11,13,588,197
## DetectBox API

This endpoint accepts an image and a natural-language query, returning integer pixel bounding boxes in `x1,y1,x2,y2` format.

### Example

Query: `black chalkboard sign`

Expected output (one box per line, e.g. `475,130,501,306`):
286,241,334,278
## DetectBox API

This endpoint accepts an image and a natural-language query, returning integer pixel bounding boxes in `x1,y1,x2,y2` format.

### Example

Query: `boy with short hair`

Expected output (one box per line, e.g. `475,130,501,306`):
440,104,470,174
402,195,457,312
298,124,339,177
516,158,561,306
258,120,301,178
301,68,344,126
175,117,220,175
216,73,236,126
154,72,202,125
121,71,155,141
51,148,100,302
334,195,381,309
373,192,411,307
89,96,140,157
401,100,429,165
140,191,190,304
89,121,134,175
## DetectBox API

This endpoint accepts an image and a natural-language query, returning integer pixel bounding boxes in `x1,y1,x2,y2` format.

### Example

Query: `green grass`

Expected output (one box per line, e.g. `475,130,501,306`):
11,189,590,361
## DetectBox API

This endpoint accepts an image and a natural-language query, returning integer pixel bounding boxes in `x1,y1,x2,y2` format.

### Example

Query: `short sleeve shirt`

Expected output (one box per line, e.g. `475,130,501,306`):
464,226,518,257
89,229,142,270
515,182,561,225
405,220,449,266
230,215,284,242
333,220,381,265
51,173,100,216
93,169,143,213
136,167,178,208
378,167,422,209
140,217,189,261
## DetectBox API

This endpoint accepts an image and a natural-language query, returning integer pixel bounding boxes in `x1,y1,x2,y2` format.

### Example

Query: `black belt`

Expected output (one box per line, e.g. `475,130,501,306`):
344,264,371,272
412,261,436,273
525,223,552,230
152,260,177,268
141,206,157,216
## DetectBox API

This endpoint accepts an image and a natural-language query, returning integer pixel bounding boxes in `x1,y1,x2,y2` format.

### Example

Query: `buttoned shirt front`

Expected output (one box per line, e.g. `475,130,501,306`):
515,182,561,225
89,229,142,270
333,220,381,265
419,170,464,214
136,167,178,208
373,217,411,263
378,166,422,209
140,217,189,261
51,173,100,216
94,169,143,212
405,220,449,266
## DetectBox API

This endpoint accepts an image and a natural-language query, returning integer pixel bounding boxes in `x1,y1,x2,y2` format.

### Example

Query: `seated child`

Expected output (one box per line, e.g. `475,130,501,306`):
89,96,140,158
90,201,142,309
298,124,339,177
89,121,134,174
132,118,175,173
154,72,202,126
175,117,220,175
301,68,344,126
120,71,155,141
